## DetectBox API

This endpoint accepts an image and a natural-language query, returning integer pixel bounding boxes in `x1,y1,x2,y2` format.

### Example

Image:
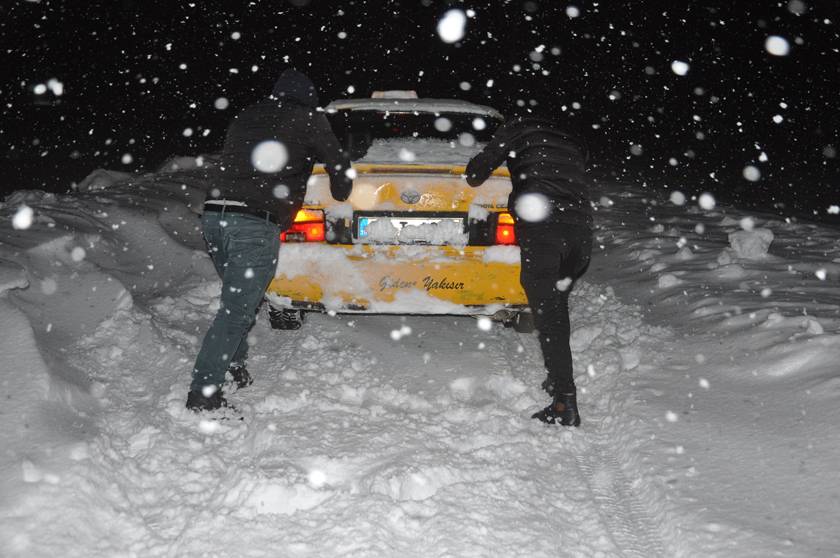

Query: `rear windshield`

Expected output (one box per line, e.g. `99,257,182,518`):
326,110,502,161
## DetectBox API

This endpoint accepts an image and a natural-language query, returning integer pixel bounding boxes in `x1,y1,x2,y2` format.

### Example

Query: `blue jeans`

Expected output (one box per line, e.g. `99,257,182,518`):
191,211,280,392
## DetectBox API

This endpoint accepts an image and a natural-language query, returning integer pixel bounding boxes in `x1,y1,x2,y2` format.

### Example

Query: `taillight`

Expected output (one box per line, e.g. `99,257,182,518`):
281,209,325,242
494,212,516,245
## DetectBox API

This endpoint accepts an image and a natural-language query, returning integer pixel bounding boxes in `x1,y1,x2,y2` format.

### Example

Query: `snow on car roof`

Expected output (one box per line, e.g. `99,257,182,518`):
325,98,504,120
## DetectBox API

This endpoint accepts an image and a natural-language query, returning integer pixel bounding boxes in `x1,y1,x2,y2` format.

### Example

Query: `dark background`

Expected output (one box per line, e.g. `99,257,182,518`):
3,0,838,223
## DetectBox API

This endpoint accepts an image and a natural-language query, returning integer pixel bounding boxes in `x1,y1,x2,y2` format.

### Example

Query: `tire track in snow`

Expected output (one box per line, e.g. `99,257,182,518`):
573,449,665,558
496,281,668,558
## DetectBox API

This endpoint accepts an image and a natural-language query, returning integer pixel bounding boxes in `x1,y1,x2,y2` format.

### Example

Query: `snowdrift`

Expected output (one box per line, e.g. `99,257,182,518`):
1,164,839,557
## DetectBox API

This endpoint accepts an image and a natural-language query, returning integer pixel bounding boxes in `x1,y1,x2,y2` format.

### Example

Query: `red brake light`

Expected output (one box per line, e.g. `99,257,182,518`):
495,212,516,245
281,209,325,242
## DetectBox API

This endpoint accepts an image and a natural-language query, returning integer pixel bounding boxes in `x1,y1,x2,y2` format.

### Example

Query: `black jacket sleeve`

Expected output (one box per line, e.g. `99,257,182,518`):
311,112,353,202
465,120,514,187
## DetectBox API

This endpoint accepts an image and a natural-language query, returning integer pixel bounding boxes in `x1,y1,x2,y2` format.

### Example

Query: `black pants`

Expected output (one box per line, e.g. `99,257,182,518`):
517,222,592,397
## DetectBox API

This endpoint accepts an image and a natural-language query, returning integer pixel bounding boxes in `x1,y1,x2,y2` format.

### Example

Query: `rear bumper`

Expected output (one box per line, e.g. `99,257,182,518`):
266,243,527,315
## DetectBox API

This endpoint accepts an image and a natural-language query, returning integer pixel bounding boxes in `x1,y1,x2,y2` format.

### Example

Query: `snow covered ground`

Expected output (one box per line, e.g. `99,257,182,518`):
1,167,839,557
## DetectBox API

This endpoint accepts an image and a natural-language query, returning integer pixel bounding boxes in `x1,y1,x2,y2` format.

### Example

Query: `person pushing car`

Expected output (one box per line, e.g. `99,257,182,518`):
187,69,353,411
465,110,593,426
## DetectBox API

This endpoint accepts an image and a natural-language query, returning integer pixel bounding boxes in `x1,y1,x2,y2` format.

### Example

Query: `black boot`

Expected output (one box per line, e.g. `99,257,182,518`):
531,392,581,427
229,364,253,389
186,388,227,411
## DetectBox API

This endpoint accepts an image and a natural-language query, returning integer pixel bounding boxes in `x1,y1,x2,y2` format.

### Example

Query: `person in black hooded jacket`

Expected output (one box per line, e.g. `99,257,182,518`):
205,68,353,230
187,69,353,411
466,114,593,427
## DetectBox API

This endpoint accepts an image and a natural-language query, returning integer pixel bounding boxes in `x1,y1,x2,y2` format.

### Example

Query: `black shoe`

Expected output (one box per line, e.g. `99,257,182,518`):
229,364,253,389
186,388,227,412
531,392,581,427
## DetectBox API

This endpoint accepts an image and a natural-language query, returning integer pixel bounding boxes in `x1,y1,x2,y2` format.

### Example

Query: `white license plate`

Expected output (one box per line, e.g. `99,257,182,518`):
357,216,466,244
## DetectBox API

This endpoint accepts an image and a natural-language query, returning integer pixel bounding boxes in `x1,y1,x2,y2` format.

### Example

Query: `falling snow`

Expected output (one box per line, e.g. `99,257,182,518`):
765,35,791,56
251,140,288,173
698,192,716,210
670,60,690,76
436,9,467,44
12,205,35,230
514,192,550,222
743,165,762,182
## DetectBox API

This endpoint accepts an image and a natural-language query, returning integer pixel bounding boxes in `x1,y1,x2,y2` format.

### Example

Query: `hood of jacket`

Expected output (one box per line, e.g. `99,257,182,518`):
271,69,319,108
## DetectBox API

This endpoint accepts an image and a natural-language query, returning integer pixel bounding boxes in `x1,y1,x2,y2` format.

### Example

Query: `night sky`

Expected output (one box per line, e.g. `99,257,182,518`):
3,0,838,223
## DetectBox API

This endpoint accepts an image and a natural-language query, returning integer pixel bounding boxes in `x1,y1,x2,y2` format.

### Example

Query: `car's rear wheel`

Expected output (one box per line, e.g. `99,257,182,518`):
268,305,305,330
504,311,535,334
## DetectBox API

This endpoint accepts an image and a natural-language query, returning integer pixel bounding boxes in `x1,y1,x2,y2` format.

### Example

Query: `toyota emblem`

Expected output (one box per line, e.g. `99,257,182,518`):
400,190,421,204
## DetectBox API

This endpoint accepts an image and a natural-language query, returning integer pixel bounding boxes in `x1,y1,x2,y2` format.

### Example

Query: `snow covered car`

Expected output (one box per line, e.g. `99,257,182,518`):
265,91,530,330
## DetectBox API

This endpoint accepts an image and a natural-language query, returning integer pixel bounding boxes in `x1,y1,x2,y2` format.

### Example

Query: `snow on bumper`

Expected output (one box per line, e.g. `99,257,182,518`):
266,243,526,315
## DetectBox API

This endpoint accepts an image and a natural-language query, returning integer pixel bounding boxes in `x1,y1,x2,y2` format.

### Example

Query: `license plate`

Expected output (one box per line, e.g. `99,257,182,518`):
357,216,466,244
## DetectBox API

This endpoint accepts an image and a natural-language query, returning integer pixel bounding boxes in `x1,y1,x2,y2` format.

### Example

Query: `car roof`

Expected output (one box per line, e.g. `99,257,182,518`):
325,98,504,120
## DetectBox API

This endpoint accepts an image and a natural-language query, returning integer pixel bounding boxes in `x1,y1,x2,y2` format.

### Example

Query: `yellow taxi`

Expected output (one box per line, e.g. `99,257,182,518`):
265,91,530,330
